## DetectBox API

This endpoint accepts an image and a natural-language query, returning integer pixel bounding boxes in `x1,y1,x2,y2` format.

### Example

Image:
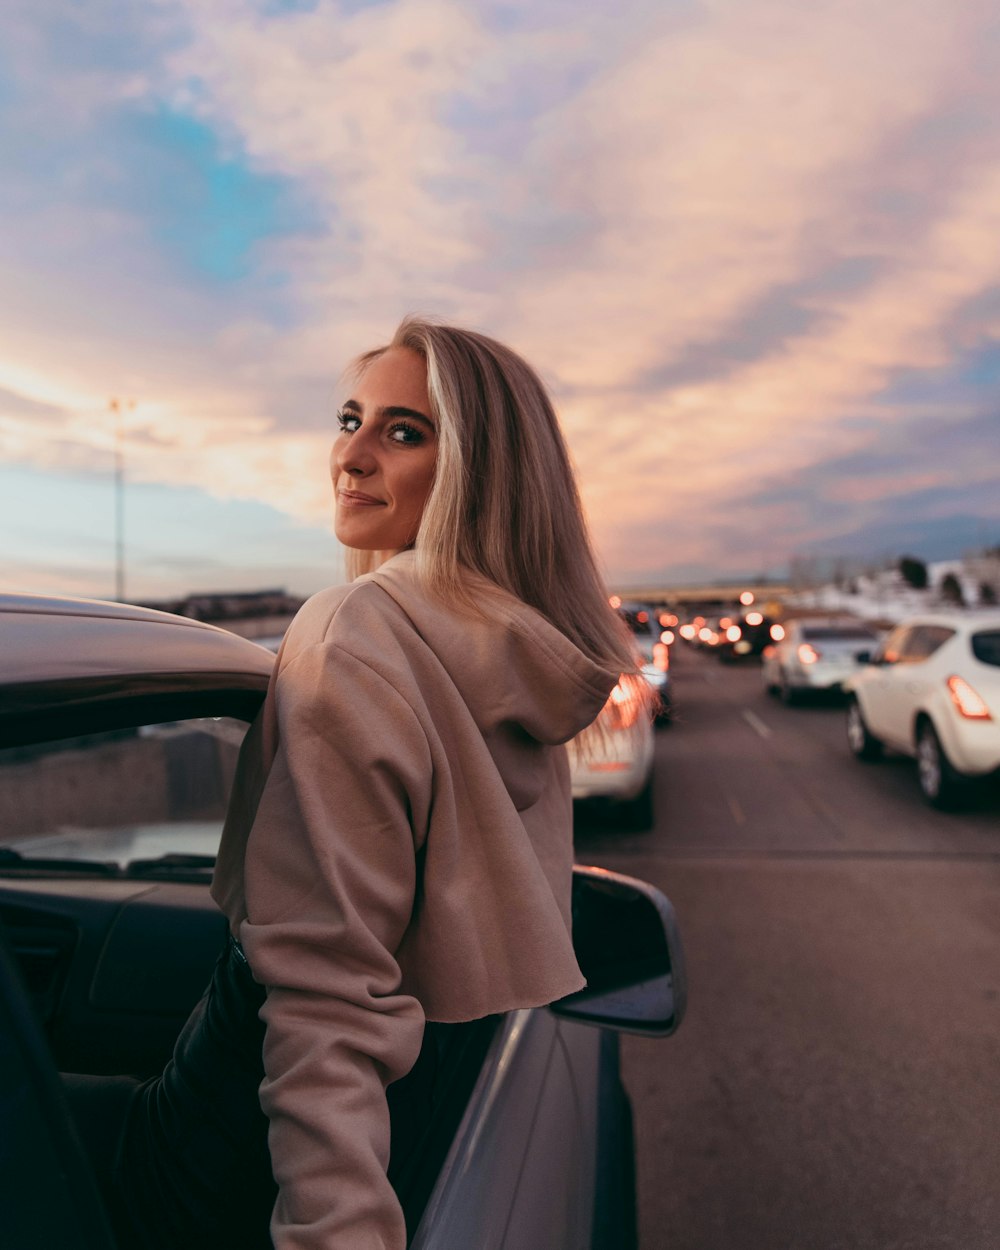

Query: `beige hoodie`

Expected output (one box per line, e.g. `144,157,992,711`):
211,551,618,1249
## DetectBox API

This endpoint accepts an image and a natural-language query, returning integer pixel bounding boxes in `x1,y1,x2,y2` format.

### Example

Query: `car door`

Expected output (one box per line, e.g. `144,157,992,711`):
857,625,913,744
870,626,943,749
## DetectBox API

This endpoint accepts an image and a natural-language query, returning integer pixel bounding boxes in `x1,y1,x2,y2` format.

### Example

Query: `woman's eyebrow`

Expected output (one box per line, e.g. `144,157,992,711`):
342,399,434,427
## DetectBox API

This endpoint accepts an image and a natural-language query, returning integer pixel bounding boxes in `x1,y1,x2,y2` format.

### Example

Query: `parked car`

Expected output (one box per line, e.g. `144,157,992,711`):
844,610,1000,808
617,603,671,723
0,591,685,1250
569,674,656,831
761,618,881,703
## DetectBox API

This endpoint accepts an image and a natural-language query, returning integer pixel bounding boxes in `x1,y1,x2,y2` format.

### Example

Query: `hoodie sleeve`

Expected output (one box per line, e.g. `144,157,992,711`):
238,640,433,1250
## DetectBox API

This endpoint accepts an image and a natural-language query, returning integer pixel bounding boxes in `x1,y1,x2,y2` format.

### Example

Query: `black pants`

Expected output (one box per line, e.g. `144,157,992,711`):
65,939,453,1249
66,937,277,1250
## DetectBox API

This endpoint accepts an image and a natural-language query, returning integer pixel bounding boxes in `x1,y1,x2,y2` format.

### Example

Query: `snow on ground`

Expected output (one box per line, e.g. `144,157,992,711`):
785,558,999,627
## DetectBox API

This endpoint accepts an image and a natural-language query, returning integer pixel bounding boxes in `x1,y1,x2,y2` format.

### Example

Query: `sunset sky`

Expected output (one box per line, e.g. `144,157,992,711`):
2,0,998,601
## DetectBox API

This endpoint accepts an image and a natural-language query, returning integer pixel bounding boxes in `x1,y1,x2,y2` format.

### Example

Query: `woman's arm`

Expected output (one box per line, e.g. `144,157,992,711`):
239,642,433,1250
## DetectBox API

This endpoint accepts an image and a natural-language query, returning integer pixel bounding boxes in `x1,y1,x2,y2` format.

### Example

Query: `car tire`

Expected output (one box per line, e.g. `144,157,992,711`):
916,720,968,810
621,775,654,832
779,672,800,706
846,697,883,761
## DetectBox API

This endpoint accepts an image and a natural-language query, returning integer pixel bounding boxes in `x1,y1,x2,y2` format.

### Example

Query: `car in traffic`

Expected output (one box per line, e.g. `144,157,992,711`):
0,591,686,1250
616,602,671,723
714,610,780,664
761,617,881,703
844,610,1000,808
569,673,656,831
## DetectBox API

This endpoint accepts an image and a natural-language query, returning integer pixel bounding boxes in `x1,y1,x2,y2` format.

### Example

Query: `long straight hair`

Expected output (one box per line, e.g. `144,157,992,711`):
343,315,640,680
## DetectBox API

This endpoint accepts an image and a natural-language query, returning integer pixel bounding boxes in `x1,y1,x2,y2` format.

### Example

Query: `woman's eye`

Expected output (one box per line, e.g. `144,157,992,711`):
336,410,361,433
388,421,425,445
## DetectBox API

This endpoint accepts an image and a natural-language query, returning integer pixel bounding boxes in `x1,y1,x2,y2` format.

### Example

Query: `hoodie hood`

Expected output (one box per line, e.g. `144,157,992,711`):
364,551,618,746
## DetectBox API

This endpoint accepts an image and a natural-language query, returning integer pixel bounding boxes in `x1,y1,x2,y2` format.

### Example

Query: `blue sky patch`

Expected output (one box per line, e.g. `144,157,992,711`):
122,106,312,282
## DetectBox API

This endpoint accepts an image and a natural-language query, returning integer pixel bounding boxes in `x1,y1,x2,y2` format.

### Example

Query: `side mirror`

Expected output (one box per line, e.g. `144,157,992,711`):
551,865,686,1037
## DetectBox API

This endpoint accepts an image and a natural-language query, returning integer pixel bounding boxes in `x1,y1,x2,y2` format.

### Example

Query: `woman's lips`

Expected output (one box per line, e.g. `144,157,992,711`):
338,489,385,506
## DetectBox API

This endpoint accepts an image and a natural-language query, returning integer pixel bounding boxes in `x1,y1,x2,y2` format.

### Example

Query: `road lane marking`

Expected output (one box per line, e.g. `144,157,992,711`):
742,709,773,739
727,795,746,826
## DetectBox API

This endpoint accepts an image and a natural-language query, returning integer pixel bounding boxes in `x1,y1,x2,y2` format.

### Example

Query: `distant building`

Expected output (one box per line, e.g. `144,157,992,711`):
139,589,305,623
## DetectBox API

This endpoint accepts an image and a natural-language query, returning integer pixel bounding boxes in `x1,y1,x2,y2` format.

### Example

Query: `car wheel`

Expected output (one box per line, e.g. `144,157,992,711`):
916,720,968,810
779,672,800,706
846,697,882,761
621,775,654,832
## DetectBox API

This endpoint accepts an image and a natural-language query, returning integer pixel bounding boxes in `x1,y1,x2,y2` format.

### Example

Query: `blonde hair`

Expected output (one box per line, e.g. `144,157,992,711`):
343,315,640,681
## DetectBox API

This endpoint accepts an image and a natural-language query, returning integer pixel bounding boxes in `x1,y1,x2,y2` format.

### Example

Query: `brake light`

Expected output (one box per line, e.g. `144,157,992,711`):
653,642,670,671
660,629,675,645
946,675,993,720
726,625,742,642
797,643,820,665
604,678,641,729
770,623,786,641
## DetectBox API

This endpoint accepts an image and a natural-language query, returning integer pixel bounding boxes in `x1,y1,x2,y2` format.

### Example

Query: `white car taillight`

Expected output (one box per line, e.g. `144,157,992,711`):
946,675,993,720
797,643,820,665
605,678,642,730
726,625,742,643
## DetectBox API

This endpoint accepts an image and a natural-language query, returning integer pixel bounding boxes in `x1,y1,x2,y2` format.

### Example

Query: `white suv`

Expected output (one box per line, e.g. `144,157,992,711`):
844,611,1000,808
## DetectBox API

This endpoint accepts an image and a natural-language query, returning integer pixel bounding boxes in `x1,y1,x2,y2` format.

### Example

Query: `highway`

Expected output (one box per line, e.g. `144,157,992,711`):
575,643,1000,1250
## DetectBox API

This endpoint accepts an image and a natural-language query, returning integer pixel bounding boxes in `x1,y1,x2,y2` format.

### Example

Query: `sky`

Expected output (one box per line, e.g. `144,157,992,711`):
2,0,998,602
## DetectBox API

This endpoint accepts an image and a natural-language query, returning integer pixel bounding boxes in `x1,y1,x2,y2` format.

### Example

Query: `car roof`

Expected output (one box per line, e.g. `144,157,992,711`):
0,592,275,748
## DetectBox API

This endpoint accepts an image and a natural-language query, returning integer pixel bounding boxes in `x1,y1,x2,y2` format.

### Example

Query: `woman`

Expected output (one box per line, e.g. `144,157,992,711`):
84,316,646,1250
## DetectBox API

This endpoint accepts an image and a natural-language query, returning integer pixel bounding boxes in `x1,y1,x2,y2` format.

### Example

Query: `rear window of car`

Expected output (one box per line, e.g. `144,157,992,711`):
801,627,876,642
620,609,654,635
971,630,1000,667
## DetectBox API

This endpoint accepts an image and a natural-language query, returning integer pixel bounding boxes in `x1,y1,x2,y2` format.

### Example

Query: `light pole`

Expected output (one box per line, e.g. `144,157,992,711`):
109,397,135,602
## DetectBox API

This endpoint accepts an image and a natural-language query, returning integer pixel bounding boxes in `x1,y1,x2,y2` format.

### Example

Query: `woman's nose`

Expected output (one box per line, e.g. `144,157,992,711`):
333,430,375,478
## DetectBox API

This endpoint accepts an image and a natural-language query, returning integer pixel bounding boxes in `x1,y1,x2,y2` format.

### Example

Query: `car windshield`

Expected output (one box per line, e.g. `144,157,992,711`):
971,630,1000,667
0,716,246,872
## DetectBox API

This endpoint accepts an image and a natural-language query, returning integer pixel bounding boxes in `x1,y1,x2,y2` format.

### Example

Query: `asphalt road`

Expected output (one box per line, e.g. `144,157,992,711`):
574,645,1000,1250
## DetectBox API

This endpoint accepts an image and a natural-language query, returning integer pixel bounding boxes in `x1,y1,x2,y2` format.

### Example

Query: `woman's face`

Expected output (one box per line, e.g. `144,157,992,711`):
331,346,438,556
